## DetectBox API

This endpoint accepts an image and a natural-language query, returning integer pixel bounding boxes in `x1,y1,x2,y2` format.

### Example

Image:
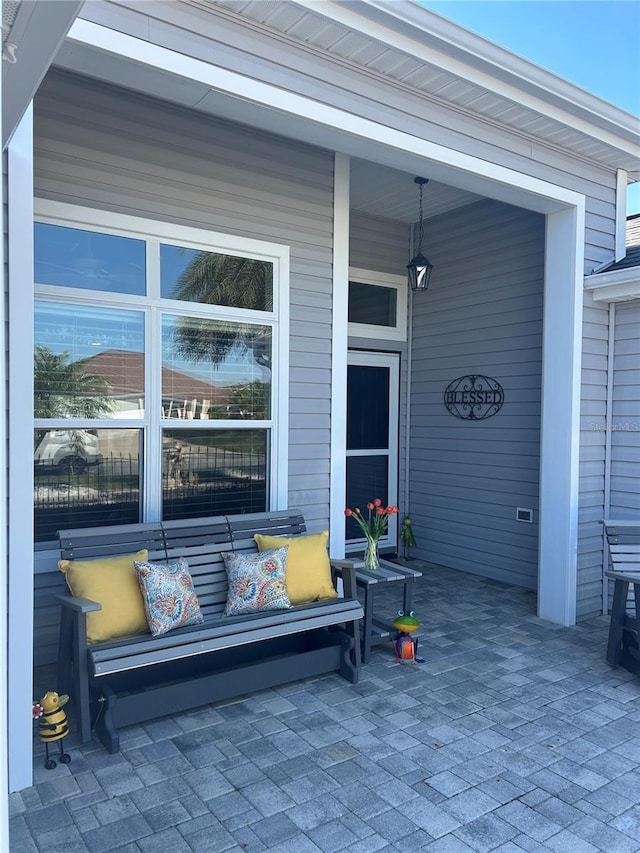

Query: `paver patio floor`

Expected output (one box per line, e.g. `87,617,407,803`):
10,563,640,852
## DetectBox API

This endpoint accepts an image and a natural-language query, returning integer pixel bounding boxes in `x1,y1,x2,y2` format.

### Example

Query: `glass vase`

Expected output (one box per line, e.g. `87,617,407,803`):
363,537,380,570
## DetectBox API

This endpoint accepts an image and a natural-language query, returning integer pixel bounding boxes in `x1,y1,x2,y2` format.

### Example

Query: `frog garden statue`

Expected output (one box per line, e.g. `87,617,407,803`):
391,611,423,664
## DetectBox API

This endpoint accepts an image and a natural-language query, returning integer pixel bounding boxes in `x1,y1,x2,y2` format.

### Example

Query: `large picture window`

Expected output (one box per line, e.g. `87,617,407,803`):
33,203,289,542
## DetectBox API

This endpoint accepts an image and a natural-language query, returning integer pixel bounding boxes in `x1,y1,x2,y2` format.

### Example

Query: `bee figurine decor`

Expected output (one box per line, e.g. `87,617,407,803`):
32,691,71,769
392,611,424,664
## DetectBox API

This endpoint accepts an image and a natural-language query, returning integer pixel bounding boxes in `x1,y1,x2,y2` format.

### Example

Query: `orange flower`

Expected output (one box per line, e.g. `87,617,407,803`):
345,498,399,546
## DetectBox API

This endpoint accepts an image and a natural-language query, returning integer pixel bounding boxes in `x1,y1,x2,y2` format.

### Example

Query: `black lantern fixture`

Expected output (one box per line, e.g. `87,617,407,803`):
407,177,434,292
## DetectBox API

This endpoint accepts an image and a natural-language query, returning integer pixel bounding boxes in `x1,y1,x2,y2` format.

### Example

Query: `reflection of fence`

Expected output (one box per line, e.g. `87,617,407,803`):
34,455,140,542
34,449,267,542
163,446,266,486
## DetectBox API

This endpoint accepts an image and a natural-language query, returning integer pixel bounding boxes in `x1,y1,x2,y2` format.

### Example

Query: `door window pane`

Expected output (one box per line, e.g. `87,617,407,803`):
162,428,267,520
34,223,146,294
348,281,397,327
35,303,145,419
161,315,271,420
161,245,273,310
347,365,389,450
34,428,142,541
345,456,389,541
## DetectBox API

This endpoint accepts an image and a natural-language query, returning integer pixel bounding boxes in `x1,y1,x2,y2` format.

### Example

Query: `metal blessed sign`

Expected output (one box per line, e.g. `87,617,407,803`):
444,375,504,420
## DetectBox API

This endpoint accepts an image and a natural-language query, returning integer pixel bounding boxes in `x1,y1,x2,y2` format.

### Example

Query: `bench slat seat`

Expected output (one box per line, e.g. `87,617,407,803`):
87,599,364,674
56,510,363,753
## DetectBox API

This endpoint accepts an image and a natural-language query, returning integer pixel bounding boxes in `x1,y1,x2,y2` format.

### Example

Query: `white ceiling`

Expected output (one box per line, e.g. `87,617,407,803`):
350,158,482,222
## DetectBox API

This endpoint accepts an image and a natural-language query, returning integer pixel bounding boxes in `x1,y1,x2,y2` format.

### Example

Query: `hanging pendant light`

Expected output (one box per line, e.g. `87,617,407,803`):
407,177,433,292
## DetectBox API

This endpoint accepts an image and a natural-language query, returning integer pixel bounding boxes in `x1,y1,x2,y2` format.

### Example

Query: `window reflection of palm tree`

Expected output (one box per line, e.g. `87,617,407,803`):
168,253,272,493
171,253,272,368
34,346,114,458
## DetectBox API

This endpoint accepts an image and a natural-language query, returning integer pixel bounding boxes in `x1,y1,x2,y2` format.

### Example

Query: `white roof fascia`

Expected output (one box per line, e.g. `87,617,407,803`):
65,19,584,215
584,267,640,302
290,0,640,160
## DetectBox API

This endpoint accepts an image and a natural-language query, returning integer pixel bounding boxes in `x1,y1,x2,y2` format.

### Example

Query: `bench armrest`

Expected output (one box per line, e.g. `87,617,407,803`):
605,570,640,582
330,559,358,600
55,593,102,613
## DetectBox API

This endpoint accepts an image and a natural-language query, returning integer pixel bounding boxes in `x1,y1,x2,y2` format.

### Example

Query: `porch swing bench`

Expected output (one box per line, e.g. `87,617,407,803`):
55,509,363,753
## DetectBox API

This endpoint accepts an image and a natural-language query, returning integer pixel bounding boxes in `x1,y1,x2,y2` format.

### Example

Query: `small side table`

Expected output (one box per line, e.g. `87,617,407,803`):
333,558,423,663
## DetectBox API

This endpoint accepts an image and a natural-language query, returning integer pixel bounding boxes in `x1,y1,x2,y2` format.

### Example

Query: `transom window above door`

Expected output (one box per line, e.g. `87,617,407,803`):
348,268,407,342
33,202,289,542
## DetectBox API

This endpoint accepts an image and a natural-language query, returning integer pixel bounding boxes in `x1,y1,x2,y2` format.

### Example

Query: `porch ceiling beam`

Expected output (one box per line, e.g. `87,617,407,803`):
2,0,83,149
63,19,584,217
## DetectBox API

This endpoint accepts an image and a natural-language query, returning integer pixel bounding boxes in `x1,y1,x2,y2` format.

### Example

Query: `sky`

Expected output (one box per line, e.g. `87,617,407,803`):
419,1,640,214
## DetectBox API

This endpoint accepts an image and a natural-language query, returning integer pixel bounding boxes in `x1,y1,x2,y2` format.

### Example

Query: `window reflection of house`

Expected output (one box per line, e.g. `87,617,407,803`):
81,349,231,419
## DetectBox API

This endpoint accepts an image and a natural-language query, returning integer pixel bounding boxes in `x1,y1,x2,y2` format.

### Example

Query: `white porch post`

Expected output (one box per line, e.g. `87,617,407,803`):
0,46,9,851
7,105,35,791
538,205,585,626
329,153,350,559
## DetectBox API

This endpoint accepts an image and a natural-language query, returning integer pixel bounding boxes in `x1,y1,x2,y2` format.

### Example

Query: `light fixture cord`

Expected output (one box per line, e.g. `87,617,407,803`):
417,181,424,253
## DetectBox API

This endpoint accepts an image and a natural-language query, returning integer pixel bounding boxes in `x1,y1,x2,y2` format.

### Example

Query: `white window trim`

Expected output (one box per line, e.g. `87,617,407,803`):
33,199,290,515
348,268,407,342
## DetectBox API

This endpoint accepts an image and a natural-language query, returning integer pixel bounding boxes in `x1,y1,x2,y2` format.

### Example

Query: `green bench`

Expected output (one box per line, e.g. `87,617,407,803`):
56,509,363,753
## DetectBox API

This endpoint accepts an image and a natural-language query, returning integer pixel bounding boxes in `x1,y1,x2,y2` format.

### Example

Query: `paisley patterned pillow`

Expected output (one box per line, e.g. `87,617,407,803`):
134,557,204,637
222,547,292,616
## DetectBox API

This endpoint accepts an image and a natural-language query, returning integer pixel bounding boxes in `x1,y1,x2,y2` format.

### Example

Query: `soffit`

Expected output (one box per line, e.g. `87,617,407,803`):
2,0,84,148
204,0,639,174
350,159,482,222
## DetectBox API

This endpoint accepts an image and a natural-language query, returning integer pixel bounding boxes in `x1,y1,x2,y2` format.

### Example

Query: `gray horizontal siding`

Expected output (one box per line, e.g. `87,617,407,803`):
350,211,409,275
408,199,543,590
577,297,609,619
610,301,640,517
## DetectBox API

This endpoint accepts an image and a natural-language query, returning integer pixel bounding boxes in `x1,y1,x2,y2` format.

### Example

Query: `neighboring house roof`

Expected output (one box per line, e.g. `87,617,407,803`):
625,213,640,247
83,350,230,404
593,215,640,274
584,215,640,302
597,245,640,274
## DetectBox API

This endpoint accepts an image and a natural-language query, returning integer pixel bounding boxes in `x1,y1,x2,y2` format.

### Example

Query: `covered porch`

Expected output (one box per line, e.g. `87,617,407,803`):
4,0,639,810
13,564,640,852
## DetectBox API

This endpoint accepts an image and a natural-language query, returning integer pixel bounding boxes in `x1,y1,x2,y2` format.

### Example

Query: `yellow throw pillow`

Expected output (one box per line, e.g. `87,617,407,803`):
59,550,149,644
253,531,337,605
